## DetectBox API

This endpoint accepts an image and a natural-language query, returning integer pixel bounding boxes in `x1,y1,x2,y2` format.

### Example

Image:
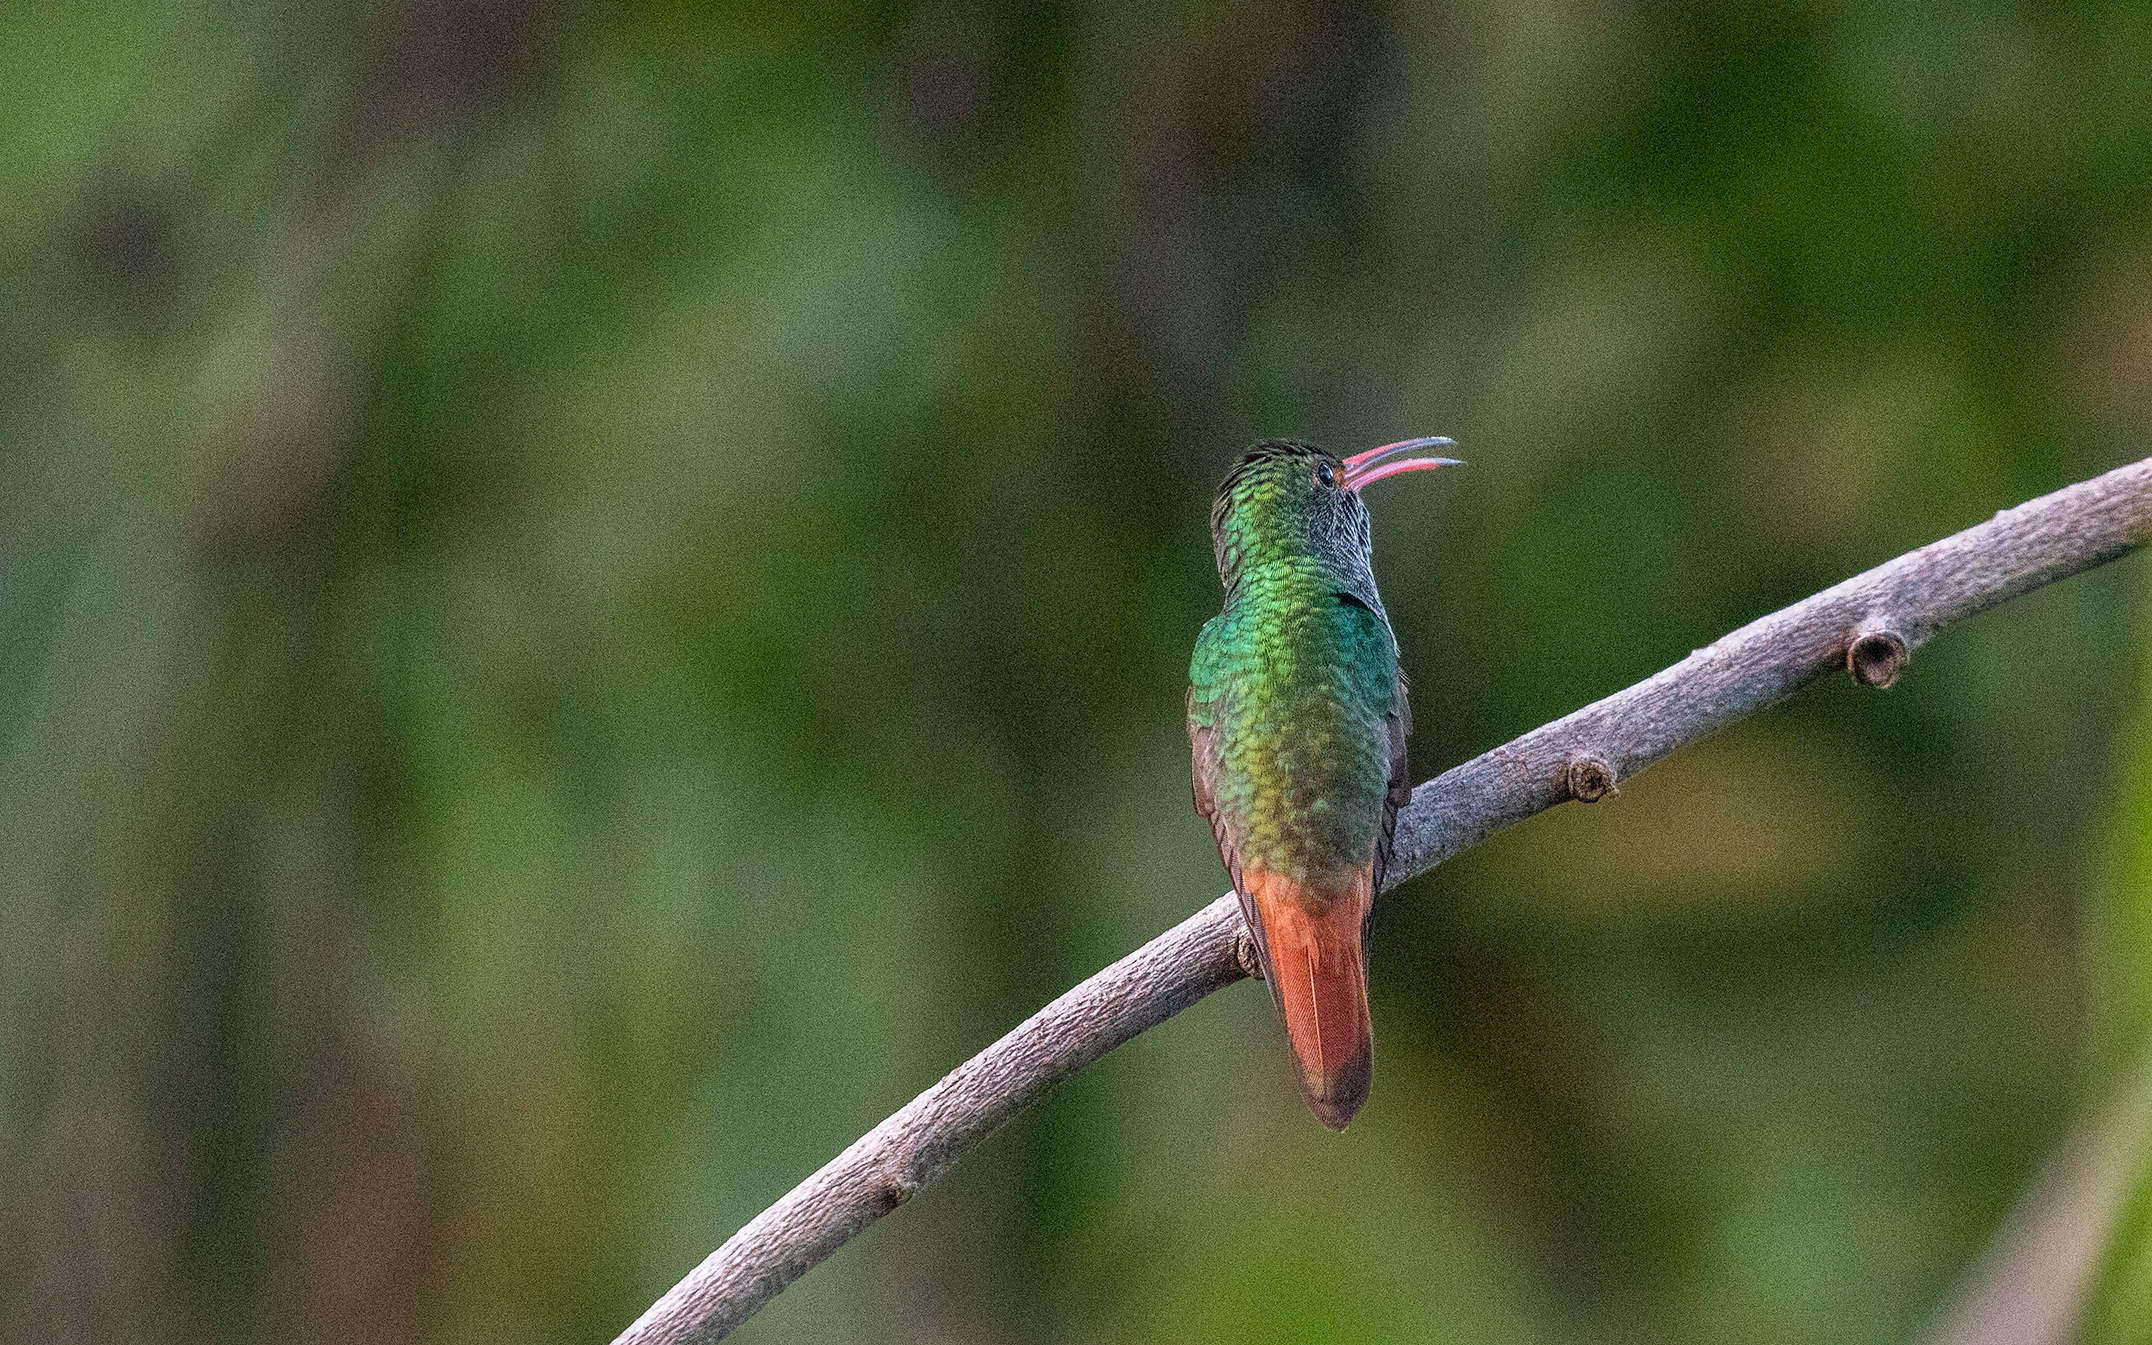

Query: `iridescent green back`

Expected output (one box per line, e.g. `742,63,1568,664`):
1188,443,1410,890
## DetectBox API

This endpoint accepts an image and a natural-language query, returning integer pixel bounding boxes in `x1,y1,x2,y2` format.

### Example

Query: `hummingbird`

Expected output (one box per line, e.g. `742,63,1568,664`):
1188,437,1459,1129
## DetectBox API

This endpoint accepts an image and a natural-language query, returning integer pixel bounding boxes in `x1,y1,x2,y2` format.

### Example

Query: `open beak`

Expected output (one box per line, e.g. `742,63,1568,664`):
1339,436,1462,491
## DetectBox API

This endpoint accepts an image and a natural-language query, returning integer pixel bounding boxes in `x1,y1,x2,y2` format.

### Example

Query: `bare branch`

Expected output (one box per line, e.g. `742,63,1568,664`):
615,456,2152,1345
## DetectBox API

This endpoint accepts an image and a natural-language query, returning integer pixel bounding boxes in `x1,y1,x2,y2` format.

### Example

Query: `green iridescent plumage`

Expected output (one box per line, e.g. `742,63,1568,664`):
1189,441,1412,889
1188,568,1400,884
1189,437,1450,1129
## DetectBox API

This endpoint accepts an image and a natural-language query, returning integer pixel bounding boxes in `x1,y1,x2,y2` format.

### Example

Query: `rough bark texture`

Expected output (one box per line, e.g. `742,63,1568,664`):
615,456,2152,1345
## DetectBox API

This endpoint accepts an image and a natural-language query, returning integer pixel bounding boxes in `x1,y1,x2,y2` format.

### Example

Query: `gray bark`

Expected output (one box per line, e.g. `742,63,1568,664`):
616,455,2152,1345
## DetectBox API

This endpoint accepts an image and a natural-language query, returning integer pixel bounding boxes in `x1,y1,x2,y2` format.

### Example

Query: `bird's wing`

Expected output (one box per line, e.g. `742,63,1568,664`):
1187,687,1238,887
1373,666,1411,896
1188,700,1234,880
1188,616,1266,978
1329,593,1411,901
1187,617,1239,888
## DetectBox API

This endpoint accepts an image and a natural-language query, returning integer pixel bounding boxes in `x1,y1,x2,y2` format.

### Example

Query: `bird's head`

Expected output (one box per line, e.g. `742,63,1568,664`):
1208,437,1459,590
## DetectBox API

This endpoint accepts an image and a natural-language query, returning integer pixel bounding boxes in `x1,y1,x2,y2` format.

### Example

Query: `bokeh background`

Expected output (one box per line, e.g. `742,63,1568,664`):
8,2,2152,1342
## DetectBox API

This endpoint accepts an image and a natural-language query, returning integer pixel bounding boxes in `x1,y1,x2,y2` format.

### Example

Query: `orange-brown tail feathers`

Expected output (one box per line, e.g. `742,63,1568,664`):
1239,865,1375,1130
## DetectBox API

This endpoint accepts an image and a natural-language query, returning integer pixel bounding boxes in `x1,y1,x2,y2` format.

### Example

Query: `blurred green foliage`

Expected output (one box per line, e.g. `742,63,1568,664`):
5,1,2152,1342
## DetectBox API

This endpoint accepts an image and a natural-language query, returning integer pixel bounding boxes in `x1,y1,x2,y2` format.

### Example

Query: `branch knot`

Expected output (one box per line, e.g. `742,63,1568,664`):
1848,629,1909,688
1559,756,1617,803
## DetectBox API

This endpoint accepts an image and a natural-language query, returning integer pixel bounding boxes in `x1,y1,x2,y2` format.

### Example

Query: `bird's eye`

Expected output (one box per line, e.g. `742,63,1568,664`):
1313,461,1337,489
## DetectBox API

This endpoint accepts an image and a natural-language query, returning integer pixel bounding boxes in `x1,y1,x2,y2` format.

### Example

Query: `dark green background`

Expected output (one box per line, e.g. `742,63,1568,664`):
7,2,2152,1341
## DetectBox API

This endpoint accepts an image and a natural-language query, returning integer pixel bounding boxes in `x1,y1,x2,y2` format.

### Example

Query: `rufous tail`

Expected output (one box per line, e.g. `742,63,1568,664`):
1241,865,1374,1130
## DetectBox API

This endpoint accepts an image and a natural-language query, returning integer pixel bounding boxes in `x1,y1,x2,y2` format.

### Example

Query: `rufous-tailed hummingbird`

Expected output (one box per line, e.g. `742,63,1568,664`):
1189,437,1459,1129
